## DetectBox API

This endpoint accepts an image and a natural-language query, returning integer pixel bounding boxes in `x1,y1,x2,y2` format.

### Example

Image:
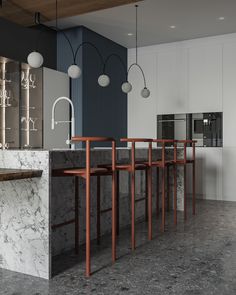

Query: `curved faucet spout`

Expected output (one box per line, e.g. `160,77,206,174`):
51,96,76,150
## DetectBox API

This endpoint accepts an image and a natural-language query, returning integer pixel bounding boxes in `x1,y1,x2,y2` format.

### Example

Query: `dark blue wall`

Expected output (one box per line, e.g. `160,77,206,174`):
57,26,127,146
82,27,127,145
57,27,83,135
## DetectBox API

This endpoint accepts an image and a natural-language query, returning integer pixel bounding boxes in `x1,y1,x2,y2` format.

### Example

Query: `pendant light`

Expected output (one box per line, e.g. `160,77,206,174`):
123,5,150,98
27,2,150,98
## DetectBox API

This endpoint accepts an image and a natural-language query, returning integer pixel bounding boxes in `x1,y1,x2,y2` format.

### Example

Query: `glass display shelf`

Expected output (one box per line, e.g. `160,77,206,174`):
0,56,43,149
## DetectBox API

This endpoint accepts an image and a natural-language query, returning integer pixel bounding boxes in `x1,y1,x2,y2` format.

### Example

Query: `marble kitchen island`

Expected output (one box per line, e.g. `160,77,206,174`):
0,147,184,279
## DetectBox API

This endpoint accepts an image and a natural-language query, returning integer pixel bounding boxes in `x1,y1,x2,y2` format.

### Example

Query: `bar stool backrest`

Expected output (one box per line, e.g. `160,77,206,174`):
176,140,197,163
153,139,177,166
120,138,153,169
71,136,116,171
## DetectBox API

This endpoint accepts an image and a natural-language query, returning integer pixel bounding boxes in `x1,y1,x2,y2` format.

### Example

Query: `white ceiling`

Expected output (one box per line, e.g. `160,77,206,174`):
53,0,236,48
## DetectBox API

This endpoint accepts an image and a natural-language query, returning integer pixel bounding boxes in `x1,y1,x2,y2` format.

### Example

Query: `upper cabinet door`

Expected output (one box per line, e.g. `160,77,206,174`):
128,50,157,143
188,44,223,113
157,47,188,114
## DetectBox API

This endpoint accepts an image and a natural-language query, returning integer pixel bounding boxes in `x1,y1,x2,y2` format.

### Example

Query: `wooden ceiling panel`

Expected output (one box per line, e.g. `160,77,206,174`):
0,0,143,27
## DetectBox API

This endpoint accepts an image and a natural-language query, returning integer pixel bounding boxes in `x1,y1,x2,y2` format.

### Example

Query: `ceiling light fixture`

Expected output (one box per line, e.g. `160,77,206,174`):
127,33,133,36
170,25,176,29
27,2,150,98
123,5,150,98
218,16,225,20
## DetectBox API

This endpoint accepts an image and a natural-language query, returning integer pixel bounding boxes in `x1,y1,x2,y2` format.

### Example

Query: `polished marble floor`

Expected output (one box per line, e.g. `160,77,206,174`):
1,200,236,295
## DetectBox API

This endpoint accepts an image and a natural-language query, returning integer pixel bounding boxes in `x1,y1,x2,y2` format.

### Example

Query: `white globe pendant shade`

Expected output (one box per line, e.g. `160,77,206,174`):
98,74,110,87
27,51,44,68
121,82,132,93
68,64,82,79
141,87,150,98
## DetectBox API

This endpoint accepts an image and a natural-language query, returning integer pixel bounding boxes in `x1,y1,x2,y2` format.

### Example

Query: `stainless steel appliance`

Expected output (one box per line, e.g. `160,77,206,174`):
157,112,223,147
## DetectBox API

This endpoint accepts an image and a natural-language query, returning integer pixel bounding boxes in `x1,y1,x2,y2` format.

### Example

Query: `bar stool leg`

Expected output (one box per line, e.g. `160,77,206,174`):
192,162,196,215
184,165,187,221
85,142,91,277
75,177,79,254
161,167,166,232
145,169,148,222
148,166,152,240
156,167,159,219
116,171,120,235
112,171,117,263
131,170,136,250
173,165,177,225
167,166,170,212
97,176,101,245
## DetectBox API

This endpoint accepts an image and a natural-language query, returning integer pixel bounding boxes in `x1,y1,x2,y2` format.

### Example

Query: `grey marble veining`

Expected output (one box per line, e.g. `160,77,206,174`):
1,200,236,295
0,150,50,279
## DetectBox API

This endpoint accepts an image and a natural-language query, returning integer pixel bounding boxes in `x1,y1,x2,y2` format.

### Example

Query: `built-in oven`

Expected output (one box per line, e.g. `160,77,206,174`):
192,113,204,146
157,112,223,147
157,114,187,146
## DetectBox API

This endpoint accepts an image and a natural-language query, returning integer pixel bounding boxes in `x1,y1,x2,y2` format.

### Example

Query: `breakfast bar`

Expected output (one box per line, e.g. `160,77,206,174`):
0,147,184,279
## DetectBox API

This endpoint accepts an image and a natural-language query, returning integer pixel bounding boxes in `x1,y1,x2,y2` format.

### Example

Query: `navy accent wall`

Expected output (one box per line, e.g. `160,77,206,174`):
57,27,83,136
82,27,127,146
0,18,57,69
57,26,127,147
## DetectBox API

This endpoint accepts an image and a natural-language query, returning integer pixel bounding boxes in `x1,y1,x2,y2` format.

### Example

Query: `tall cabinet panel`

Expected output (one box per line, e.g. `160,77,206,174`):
157,46,188,114
128,50,157,146
188,44,223,113
223,42,236,147
222,42,236,200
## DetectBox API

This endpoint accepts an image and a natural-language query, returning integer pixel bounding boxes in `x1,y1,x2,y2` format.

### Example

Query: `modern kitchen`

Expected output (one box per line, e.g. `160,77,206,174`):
0,1,236,294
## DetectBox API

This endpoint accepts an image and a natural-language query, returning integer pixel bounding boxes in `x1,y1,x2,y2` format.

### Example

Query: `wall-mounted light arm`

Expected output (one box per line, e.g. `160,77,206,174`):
74,41,105,67
103,53,127,79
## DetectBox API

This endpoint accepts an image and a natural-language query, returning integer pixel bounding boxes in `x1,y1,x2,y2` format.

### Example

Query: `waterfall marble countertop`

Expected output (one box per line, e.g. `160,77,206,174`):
0,148,184,280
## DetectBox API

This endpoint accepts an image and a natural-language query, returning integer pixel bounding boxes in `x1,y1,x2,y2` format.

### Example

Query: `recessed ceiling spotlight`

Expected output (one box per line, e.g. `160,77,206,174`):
218,16,225,20
127,33,133,36
170,25,176,29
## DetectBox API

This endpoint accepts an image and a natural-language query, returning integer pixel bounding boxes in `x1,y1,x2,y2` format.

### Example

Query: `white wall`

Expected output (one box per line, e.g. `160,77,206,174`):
128,32,236,201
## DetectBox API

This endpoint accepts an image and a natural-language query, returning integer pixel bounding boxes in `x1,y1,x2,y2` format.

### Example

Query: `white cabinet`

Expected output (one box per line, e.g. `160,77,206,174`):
188,44,222,113
156,47,188,114
223,42,236,147
222,148,236,201
187,148,223,200
128,51,157,146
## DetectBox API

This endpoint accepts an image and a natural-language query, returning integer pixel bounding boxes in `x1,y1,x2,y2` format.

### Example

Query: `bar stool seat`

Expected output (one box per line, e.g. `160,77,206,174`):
63,167,111,177
146,160,174,167
175,159,194,165
102,163,147,171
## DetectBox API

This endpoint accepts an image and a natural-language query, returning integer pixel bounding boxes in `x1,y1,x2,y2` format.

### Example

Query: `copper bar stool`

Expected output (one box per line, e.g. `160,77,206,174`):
174,140,197,221
52,136,117,277
113,138,153,250
152,139,176,232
